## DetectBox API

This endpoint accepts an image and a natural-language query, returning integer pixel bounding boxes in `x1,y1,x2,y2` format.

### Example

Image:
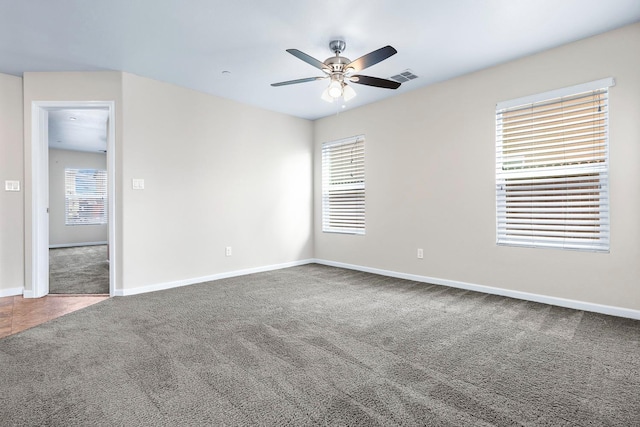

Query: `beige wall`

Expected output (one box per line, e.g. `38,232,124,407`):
314,23,640,311
48,149,108,247
0,73,24,295
120,73,313,289
22,71,313,294
12,23,639,311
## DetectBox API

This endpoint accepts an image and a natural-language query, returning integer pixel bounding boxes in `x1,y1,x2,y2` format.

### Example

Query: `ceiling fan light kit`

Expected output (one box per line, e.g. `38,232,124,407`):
328,79,343,98
320,87,333,103
271,40,401,103
342,84,357,101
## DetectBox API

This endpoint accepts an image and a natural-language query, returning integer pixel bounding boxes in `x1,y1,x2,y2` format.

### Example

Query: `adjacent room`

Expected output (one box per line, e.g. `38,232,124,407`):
48,108,110,295
1,1,639,425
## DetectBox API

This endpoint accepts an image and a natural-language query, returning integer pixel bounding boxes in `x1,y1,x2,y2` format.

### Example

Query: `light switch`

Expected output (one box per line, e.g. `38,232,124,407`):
4,180,20,191
132,178,145,190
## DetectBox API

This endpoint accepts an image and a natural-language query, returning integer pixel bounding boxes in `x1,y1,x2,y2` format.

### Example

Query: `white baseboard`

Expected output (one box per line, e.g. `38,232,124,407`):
0,287,24,297
109,257,640,320
49,241,108,249
114,259,315,297
312,259,640,321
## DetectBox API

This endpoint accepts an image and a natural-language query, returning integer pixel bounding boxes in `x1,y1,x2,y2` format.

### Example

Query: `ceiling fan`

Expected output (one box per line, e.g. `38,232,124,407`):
271,40,401,103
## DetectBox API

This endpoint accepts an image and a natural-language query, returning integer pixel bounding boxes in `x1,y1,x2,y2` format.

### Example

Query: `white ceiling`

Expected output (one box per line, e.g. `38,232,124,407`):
1,1,639,120
48,109,108,153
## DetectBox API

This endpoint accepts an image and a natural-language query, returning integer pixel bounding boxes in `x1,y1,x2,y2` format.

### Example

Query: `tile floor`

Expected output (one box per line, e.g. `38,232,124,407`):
0,295,109,339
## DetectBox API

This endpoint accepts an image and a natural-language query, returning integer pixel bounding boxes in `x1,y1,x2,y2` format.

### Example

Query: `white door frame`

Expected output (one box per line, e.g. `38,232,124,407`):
30,101,116,297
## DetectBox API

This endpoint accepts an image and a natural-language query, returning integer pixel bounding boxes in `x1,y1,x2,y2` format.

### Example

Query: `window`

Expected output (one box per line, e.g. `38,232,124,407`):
496,78,614,252
322,135,365,234
65,168,108,226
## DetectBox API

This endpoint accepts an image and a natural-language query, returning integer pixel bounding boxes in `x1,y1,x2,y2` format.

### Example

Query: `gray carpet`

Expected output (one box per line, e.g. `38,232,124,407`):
49,245,109,294
1,264,639,426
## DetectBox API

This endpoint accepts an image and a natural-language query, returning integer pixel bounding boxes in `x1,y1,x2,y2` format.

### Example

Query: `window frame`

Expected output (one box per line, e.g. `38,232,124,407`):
321,135,365,235
64,168,108,226
495,78,614,252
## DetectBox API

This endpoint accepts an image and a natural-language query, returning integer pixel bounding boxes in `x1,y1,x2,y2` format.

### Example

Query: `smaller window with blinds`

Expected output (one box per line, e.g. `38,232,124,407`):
65,168,108,226
322,135,365,235
496,78,614,252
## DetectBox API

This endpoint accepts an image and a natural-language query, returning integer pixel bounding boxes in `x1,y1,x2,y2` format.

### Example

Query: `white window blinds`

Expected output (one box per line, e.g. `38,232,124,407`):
322,136,365,235
496,78,613,252
65,168,108,226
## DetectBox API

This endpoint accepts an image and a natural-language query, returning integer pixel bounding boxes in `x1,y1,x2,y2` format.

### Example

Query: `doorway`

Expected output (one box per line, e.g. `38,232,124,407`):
30,101,116,297
48,109,109,294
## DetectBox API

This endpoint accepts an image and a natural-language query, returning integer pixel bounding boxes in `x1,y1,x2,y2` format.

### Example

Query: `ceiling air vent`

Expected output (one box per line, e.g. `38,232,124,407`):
390,69,418,83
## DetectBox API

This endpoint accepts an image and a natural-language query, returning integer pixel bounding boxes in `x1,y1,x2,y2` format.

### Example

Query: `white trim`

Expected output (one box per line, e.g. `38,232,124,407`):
30,101,117,298
107,256,640,321
106,102,116,298
322,134,365,148
114,259,315,296
64,168,107,226
496,77,615,111
31,103,50,298
312,259,640,321
0,287,24,297
495,85,611,253
49,241,108,249
322,135,366,235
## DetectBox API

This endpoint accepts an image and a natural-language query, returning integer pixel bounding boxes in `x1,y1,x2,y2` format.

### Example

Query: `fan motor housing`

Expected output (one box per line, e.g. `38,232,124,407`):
324,55,351,72
325,40,351,72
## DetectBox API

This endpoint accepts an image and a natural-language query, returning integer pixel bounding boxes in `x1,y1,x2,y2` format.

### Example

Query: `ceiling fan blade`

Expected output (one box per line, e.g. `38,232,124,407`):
271,76,326,87
346,45,397,72
349,75,401,89
286,49,330,71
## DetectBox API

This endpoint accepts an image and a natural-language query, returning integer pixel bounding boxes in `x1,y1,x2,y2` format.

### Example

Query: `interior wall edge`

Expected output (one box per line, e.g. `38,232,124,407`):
0,287,24,298
113,258,316,297
22,72,123,295
0,72,25,293
313,259,640,321
312,22,640,314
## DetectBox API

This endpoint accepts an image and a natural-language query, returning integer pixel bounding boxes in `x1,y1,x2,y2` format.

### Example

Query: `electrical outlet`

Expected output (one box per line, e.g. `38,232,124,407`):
225,246,232,257
417,248,424,259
